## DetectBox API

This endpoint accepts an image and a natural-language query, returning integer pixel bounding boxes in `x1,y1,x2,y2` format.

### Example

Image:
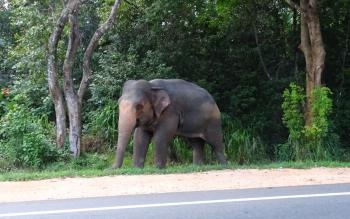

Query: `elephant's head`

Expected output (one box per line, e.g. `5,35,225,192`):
113,80,171,168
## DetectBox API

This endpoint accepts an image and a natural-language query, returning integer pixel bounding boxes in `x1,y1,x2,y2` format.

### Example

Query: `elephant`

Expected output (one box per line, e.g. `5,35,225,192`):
112,79,227,168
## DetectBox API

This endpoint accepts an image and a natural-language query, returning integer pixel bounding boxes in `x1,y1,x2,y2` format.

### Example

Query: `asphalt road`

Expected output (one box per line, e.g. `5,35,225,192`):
1,183,350,219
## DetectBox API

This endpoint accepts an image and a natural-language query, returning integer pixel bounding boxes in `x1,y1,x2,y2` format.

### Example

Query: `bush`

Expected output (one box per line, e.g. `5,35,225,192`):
281,83,305,143
280,83,305,160
280,83,340,161
0,95,67,170
303,87,334,160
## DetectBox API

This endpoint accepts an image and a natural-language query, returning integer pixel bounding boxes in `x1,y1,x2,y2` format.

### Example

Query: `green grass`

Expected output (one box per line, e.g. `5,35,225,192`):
1,154,350,181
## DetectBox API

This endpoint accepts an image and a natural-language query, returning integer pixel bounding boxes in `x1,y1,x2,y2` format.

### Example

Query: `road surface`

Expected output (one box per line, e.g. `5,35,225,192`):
1,183,350,218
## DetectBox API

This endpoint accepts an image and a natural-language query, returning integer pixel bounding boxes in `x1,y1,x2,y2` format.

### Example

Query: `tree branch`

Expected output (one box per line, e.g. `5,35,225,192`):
285,0,301,12
253,23,272,80
48,0,82,101
63,9,80,96
78,0,123,104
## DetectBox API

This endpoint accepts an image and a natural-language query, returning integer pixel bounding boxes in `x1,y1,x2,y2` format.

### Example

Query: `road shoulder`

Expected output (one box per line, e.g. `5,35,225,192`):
1,168,350,203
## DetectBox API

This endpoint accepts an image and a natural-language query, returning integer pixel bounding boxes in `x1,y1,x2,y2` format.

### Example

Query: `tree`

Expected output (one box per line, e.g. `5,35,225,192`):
0,0,14,85
285,0,326,126
47,0,122,156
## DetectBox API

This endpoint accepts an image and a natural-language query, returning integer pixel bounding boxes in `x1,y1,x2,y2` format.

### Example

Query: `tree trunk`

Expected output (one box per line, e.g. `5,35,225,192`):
48,0,122,156
286,0,326,127
66,95,81,156
54,100,66,148
47,4,72,148
300,0,314,127
48,46,66,148
302,0,325,126
293,8,299,78
63,10,81,156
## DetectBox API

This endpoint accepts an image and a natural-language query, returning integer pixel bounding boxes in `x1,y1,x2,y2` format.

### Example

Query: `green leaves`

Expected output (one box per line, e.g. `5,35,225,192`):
282,83,305,140
281,83,337,161
306,87,333,139
0,91,66,170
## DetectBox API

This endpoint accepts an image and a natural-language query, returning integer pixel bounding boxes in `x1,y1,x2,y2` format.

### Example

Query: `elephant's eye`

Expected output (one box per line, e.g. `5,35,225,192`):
135,103,144,111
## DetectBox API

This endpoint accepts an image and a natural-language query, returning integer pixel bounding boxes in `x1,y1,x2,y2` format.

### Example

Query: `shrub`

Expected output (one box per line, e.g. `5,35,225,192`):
280,83,339,161
0,95,67,170
281,83,305,142
280,83,305,160
304,87,334,160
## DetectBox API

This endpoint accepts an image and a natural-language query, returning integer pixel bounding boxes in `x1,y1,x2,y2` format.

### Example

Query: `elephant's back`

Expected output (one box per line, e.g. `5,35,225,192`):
150,79,215,104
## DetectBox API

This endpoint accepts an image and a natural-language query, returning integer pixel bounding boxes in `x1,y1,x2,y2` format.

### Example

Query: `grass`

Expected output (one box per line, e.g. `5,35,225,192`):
1,153,350,181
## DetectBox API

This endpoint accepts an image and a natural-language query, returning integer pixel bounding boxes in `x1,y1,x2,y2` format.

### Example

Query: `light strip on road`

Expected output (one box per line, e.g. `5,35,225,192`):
1,192,350,217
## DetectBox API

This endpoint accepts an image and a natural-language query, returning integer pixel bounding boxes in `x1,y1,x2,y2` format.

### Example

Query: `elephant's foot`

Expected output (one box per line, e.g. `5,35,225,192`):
132,156,146,168
217,155,228,166
155,160,167,169
111,162,121,169
193,160,204,165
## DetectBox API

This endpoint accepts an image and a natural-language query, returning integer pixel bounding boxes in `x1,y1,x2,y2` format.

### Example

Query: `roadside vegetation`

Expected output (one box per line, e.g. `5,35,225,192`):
2,150,350,181
1,0,350,180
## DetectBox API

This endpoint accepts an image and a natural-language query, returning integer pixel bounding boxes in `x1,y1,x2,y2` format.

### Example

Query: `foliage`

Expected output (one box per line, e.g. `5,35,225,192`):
280,83,305,160
280,83,338,161
282,83,305,141
1,0,350,170
0,92,67,170
303,87,334,159
8,0,60,78
90,48,175,106
85,101,119,150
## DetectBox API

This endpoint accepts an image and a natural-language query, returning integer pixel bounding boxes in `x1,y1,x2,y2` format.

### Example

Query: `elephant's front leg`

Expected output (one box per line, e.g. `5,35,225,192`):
152,114,178,168
133,128,152,168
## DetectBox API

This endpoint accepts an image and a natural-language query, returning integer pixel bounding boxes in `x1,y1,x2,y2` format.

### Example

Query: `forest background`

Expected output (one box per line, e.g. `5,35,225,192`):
1,0,350,174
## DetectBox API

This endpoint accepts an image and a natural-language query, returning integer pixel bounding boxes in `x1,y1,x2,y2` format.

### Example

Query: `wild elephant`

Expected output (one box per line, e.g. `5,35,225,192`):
113,79,227,168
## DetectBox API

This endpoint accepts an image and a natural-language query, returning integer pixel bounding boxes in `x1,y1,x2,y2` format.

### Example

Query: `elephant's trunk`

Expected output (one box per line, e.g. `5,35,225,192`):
113,100,136,168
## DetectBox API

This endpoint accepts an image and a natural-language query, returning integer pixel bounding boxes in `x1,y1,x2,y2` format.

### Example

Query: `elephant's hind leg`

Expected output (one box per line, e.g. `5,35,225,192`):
187,138,205,165
204,123,227,165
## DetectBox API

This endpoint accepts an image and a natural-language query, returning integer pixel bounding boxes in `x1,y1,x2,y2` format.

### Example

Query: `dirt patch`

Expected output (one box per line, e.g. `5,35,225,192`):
1,168,350,203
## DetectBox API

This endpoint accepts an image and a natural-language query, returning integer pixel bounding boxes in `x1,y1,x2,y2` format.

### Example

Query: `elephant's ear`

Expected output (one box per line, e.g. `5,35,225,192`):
152,88,170,118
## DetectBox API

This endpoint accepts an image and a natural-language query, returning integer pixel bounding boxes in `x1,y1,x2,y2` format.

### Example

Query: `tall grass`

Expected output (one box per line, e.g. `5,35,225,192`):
222,114,268,164
84,101,118,152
